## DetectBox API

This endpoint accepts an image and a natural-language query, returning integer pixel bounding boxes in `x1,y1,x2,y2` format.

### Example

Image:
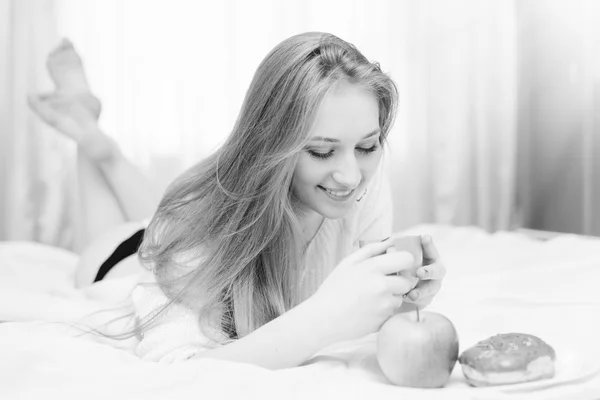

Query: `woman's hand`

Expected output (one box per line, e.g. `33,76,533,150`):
308,240,416,343
402,235,446,309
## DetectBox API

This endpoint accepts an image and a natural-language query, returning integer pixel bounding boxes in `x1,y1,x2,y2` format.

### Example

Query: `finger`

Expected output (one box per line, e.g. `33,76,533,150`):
404,279,442,303
416,260,446,280
385,275,415,296
358,238,388,248
410,294,434,308
422,235,440,264
370,251,415,275
344,238,396,265
393,295,405,310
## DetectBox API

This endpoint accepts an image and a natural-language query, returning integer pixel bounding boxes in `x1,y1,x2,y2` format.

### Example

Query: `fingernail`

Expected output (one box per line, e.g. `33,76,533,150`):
408,291,419,301
418,267,429,279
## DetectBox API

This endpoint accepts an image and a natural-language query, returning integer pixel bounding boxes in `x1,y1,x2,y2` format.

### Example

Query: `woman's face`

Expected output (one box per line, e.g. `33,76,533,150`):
291,81,382,220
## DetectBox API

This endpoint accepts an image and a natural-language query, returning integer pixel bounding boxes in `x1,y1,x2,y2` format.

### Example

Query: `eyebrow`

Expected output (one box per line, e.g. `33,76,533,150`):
310,129,381,143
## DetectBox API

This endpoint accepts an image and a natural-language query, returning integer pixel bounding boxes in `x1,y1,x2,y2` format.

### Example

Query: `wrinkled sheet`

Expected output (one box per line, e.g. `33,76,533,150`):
1,224,600,400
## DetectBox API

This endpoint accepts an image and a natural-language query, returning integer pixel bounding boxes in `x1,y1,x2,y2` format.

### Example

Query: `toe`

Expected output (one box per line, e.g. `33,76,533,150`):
58,38,73,51
49,38,71,56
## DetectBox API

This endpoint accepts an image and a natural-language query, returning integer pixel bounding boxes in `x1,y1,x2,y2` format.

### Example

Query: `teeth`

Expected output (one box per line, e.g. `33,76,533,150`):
324,188,353,197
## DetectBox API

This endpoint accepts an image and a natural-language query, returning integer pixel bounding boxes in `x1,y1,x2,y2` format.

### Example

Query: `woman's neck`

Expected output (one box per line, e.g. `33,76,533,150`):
295,207,325,245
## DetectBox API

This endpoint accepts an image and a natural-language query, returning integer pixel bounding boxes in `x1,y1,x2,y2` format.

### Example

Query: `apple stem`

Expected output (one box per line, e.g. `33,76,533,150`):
416,306,420,322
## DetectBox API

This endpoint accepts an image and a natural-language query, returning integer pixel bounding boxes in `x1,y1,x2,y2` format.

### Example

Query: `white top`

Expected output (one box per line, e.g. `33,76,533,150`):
131,170,393,362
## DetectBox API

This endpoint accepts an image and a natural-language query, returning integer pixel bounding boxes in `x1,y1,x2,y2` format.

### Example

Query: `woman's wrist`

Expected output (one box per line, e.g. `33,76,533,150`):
298,296,342,348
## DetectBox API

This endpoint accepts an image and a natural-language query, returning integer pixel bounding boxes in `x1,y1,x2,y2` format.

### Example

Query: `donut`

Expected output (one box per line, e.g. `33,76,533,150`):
458,333,556,387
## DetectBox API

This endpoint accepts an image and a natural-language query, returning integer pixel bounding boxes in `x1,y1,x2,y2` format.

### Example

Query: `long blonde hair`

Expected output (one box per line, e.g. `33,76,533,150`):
137,32,398,341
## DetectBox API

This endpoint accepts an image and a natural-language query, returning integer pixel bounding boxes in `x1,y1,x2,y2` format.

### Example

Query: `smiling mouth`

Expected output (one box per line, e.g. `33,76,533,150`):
318,186,355,198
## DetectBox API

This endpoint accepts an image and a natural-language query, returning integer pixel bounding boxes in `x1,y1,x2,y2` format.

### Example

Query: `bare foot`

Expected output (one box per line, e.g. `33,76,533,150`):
46,39,102,120
28,93,114,161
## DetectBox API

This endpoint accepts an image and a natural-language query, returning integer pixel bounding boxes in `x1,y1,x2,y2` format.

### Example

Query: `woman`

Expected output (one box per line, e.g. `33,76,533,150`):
30,32,446,369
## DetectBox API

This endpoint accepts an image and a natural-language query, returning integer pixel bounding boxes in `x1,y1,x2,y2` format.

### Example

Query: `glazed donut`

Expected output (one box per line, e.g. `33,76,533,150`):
458,333,556,387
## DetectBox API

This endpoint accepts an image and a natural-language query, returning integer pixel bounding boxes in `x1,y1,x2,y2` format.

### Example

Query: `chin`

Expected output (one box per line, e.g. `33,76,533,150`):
316,203,355,219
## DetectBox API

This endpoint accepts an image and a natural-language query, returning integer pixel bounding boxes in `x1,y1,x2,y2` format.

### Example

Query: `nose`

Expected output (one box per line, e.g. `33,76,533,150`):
332,153,362,188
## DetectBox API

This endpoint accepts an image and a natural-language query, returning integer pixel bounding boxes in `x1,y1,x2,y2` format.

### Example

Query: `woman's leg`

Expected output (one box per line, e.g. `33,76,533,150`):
29,40,159,286
28,94,127,246
42,38,159,226
29,93,146,287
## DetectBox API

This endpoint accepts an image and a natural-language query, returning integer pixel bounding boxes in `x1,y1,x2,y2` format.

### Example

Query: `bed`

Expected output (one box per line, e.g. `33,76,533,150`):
2,224,600,400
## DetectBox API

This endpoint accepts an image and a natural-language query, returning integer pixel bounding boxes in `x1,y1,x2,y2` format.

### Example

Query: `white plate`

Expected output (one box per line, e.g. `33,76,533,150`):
448,342,600,393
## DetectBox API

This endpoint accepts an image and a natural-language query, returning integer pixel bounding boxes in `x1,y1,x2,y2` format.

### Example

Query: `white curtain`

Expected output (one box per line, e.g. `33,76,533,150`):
52,0,422,191
0,0,79,247
517,0,600,236
1,0,521,248
389,0,518,232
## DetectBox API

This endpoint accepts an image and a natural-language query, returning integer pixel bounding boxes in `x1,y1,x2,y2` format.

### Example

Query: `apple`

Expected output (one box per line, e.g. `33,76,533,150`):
377,310,459,388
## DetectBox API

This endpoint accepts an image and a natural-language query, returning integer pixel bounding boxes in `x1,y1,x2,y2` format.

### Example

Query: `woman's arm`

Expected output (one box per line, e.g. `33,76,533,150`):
193,297,336,370
137,240,414,368
194,240,418,370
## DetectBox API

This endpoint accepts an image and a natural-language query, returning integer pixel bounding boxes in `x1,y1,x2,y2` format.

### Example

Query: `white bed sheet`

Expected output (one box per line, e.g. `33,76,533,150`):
1,224,599,400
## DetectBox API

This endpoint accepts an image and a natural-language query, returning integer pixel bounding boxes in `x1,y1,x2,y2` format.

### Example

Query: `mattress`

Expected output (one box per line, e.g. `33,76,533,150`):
1,224,599,400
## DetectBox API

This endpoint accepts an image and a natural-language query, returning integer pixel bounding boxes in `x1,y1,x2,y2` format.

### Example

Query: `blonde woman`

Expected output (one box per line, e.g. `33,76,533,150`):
30,32,446,369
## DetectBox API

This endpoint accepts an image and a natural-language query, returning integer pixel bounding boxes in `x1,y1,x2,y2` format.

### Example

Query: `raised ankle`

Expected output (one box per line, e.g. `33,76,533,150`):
80,131,119,163
77,92,102,120
57,91,102,120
